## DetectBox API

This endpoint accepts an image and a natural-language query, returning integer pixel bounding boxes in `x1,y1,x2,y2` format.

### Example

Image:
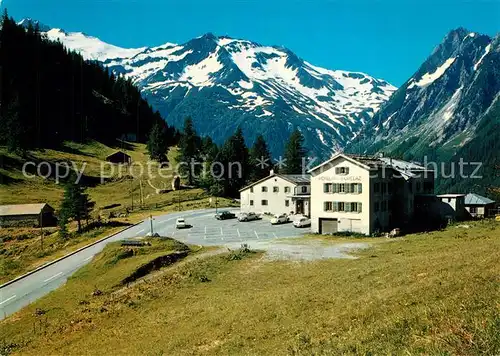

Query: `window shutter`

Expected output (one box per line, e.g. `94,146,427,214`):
346,167,350,175
333,202,338,212
358,184,362,194
324,184,328,193
357,202,362,213
345,203,351,212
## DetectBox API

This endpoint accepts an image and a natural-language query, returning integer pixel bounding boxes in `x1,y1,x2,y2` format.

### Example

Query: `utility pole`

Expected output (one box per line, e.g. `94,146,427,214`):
40,212,43,251
139,179,144,207
150,215,154,236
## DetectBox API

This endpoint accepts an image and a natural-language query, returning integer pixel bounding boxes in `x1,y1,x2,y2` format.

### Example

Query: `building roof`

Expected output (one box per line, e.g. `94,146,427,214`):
465,193,495,205
308,153,432,179
437,194,466,198
277,174,311,184
239,173,310,192
106,151,131,159
0,203,53,217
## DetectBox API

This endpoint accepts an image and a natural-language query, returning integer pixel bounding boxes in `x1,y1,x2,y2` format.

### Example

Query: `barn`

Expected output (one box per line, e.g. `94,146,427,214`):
0,203,56,228
106,151,132,164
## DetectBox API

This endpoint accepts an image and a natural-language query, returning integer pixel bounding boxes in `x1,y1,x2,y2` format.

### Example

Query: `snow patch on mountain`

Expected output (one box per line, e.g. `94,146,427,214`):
474,43,491,71
408,57,456,88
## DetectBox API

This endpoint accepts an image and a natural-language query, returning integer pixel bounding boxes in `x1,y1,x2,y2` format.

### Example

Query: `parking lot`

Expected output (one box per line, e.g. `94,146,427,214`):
152,209,310,246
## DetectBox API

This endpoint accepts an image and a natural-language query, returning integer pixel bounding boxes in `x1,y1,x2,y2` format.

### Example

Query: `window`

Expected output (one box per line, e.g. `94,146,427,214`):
324,183,333,193
469,207,477,213
250,187,254,193
285,200,290,207
339,184,346,193
250,200,254,206
352,202,362,213
284,186,291,193
374,201,380,212
335,167,349,175
381,182,387,194
338,202,345,212
262,186,268,192
324,202,333,211
301,186,307,193
261,200,268,206
349,183,362,194
387,182,392,194
381,201,387,211
448,198,452,203
273,186,279,193
374,182,380,193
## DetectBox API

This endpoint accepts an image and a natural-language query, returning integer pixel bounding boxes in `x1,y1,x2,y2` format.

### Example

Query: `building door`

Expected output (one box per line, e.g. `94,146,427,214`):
319,218,338,234
296,200,304,215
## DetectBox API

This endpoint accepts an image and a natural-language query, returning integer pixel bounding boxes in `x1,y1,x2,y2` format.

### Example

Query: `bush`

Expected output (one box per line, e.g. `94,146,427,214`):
330,231,368,238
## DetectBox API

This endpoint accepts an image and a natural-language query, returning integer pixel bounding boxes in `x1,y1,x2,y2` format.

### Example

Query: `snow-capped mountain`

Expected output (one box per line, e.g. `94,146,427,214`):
20,19,396,157
350,28,500,161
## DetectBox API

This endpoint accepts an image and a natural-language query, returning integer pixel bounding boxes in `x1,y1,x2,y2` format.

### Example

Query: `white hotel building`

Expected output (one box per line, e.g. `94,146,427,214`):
308,154,434,235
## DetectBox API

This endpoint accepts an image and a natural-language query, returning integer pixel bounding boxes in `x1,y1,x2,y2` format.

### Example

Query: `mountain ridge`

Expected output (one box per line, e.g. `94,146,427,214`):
18,18,397,158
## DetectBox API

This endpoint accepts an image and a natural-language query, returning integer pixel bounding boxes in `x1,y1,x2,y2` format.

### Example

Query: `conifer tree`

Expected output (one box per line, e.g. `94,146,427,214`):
178,117,201,185
249,134,272,181
220,127,249,196
147,120,169,161
59,175,94,233
284,129,306,174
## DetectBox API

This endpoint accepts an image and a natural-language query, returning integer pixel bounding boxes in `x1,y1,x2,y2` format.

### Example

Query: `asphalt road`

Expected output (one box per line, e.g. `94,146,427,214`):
0,208,309,319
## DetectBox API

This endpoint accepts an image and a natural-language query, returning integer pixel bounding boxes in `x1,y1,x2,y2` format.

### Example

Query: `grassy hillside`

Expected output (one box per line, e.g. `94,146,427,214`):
2,220,499,355
1,141,202,210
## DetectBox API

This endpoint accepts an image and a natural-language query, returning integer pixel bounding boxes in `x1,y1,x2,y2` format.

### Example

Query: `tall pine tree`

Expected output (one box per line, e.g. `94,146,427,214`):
59,175,94,233
249,134,272,181
147,119,169,161
220,127,249,196
284,129,306,174
178,117,201,185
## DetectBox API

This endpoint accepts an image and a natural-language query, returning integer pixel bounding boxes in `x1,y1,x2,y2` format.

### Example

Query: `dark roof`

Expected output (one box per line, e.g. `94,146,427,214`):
308,153,432,179
465,193,495,205
106,151,131,159
276,174,311,184
239,173,311,192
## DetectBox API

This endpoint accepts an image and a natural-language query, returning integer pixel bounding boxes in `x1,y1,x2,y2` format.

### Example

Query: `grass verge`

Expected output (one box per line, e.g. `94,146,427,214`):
1,220,499,355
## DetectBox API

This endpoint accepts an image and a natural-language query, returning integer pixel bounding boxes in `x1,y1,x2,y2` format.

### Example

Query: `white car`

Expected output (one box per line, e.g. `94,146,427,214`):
175,218,187,229
238,212,259,222
293,217,311,228
270,214,288,225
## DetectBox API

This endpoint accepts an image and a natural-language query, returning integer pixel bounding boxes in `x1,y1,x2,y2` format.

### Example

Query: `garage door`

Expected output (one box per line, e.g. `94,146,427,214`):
320,218,338,234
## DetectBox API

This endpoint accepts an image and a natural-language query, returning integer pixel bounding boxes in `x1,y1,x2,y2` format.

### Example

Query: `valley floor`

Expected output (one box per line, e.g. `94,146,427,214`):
1,220,499,355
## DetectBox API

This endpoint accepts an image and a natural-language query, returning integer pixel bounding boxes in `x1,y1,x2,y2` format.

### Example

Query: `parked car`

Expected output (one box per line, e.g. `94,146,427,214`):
270,214,289,225
238,212,259,222
215,211,236,220
176,218,188,229
293,217,311,228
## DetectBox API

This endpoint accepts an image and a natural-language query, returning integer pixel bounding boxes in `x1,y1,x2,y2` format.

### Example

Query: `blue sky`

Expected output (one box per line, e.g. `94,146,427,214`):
2,0,499,86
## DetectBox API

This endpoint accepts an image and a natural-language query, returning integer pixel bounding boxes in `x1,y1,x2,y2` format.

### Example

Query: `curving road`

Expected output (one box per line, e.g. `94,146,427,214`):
0,208,308,319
